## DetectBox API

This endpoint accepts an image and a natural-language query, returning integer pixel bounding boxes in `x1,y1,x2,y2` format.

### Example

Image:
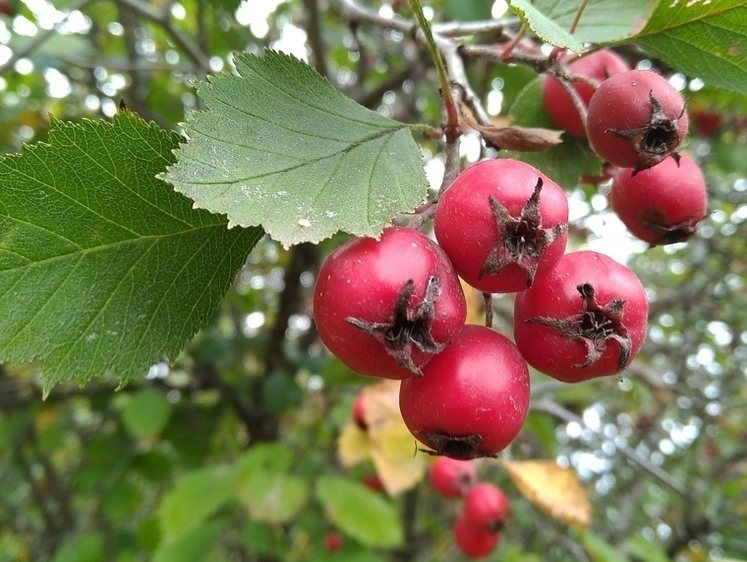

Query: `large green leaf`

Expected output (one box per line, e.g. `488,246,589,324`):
316,476,403,548
508,0,654,49
630,2,747,94
162,50,429,248
0,111,262,389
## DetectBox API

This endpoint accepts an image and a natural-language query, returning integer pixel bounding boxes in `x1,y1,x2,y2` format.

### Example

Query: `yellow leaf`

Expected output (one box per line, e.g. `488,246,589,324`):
337,422,371,467
361,379,427,495
460,277,485,326
502,459,591,528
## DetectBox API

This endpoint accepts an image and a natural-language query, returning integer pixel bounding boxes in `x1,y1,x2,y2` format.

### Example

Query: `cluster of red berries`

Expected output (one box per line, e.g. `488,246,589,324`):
429,457,510,558
313,52,707,462
543,49,708,246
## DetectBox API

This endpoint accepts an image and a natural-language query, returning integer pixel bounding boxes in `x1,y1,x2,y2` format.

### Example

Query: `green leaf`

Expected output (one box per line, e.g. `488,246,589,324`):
120,388,173,439
162,50,429,248
153,518,229,562
630,3,747,94
52,533,105,562
580,531,630,562
622,534,671,562
236,470,309,523
0,111,262,389
508,0,586,52
507,77,602,190
316,476,403,548
158,466,236,539
235,441,296,473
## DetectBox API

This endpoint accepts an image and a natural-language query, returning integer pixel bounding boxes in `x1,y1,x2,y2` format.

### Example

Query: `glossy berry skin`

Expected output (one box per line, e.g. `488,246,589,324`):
542,50,630,137
610,153,708,245
587,70,689,172
434,159,568,294
453,514,500,558
514,251,648,382
428,456,476,498
463,483,511,533
399,325,530,459
314,227,466,379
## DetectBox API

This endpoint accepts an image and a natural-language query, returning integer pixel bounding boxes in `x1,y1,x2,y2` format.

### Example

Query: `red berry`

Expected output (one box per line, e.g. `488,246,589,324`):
610,153,708,245
514,251,648,382
428,456,476,498
363,473,384,492
452,514,500,558
587,69,689,172
399,325,530,459
434,159,568,293
542,50,630,137
463,483,511,533
324,531,344,552
313,227,466,379
0,0,12,17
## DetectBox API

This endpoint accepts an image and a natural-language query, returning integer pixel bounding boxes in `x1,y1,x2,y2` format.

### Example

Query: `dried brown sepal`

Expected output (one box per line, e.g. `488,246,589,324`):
640,208,704,246
469,122,564,152
527,282,632,372
608,91,686,174
346,276,447,376
413,431,493,460
479,178,567,287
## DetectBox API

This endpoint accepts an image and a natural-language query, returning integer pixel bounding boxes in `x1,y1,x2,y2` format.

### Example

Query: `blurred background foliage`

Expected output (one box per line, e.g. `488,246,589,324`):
0,0,745,561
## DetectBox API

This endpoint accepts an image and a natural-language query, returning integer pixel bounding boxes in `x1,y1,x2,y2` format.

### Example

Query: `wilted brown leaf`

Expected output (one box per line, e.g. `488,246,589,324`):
468,119,563,152
502,459,591,528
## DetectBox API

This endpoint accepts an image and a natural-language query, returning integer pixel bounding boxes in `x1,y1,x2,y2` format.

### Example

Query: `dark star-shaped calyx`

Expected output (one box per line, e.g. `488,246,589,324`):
346,276,447,376
479,178,566,287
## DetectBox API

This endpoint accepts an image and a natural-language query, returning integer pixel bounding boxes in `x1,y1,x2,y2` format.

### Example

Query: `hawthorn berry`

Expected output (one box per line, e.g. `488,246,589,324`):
463,483,511,533
452,514,500,558
514,251,648,382
542,49,630,137
313,227,466,379
610,153,708,245
352,392,367,431
428,456,476,498
399,325,530,459
434,159,568,293
587,69,689,172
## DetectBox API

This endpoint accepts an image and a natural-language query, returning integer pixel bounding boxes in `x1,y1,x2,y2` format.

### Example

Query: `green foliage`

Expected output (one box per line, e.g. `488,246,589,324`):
163,50,429,248
120,388,173,439
509,0,655,48
631,2,747,94
0,111,262,389
316,476,404,548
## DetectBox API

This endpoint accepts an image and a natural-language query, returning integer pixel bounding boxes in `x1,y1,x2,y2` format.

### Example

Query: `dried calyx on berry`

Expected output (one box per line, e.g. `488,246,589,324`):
346,276,447,376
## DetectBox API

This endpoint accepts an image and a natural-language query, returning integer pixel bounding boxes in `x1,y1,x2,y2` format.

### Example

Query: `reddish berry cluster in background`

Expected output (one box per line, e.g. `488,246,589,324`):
429,457,511,558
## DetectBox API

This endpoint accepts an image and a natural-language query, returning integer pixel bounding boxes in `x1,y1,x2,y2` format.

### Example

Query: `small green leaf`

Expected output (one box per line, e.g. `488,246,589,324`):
121,388,172,439
158,466,235,539
622,534,671,562
236,470,309,523
631,3,747,94
0,111,262,389
580,531,631,562
316,476,403,548
508,0,586,52
162,50,429,248
507,77,602,190
52,533,105,562
235,441,296,473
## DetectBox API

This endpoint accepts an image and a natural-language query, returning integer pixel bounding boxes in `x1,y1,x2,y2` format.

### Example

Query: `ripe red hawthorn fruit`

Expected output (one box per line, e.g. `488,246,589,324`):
514,251,648,382
434,159,568,293
587,69,689,172
399,325,530,460
610,153,708,246
0,0,12,17
428,456,476,498
453,514,500,558
542,49,630,137
463,482,511,533
313,227,466,379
